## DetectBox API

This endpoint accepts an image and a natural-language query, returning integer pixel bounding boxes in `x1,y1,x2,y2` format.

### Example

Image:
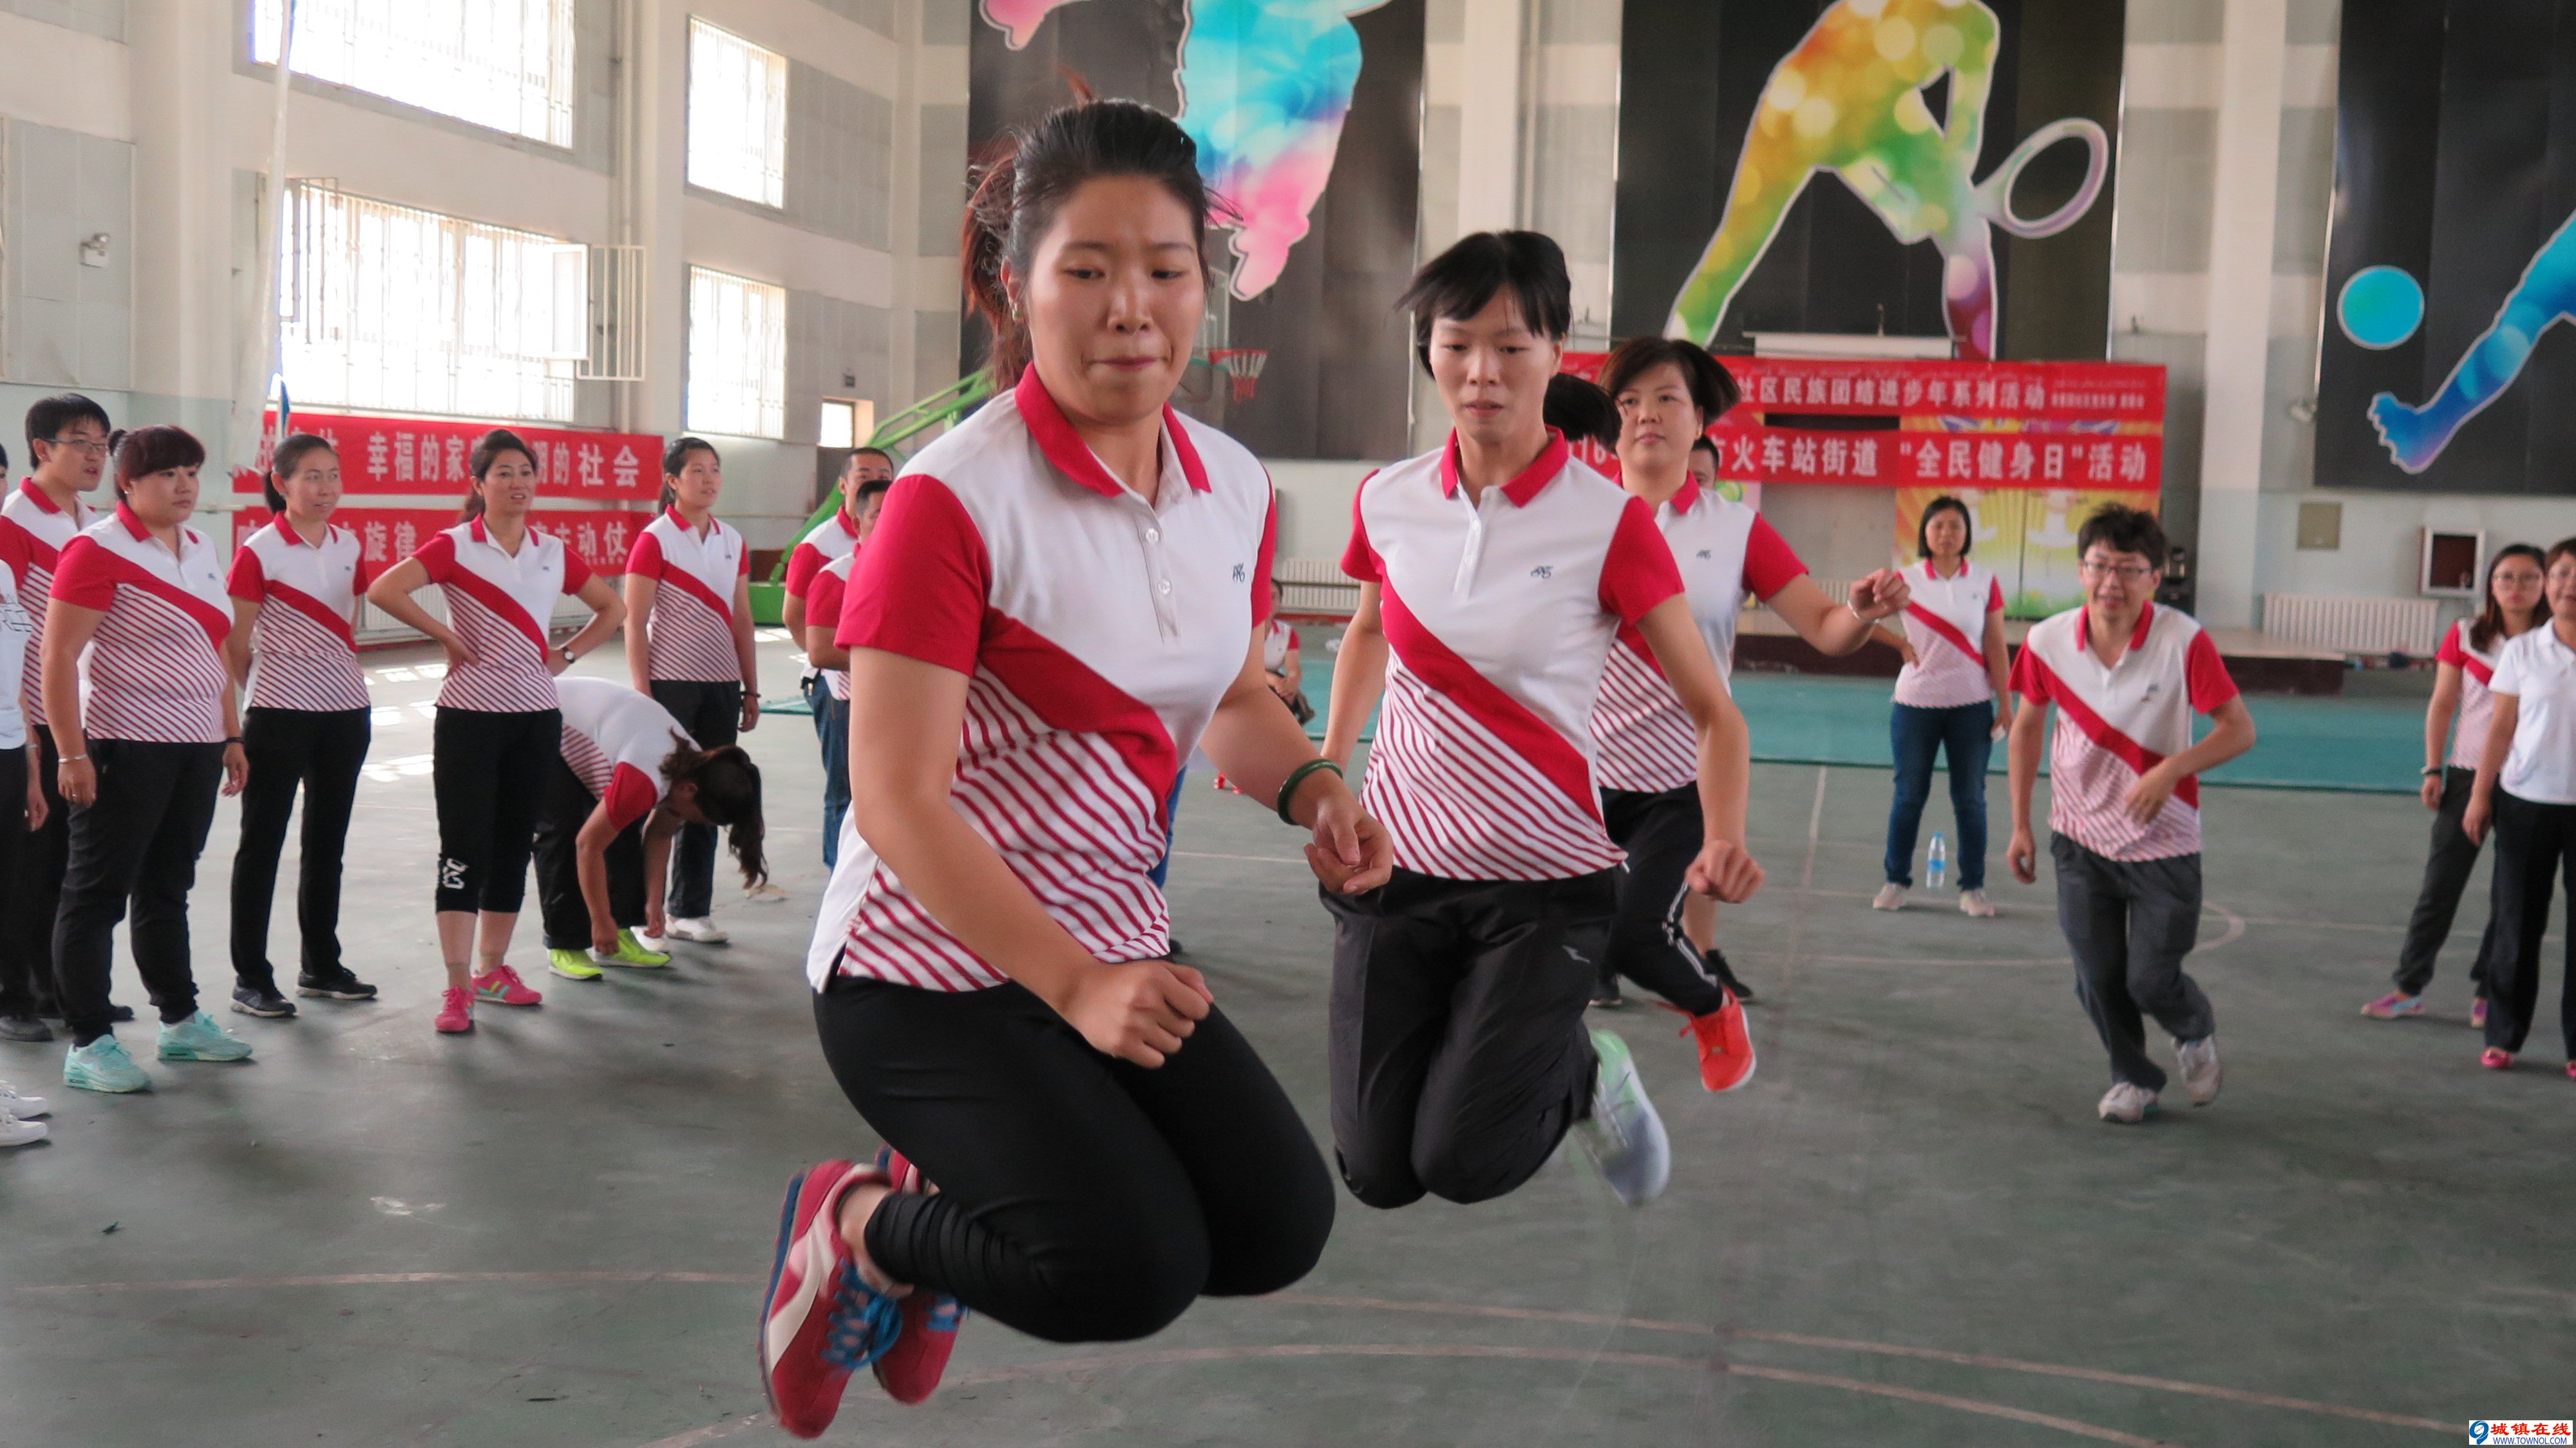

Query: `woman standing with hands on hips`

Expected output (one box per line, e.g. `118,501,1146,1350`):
759,100,1384,1437
366,430,625,1036
1873,495,2012,917
42,426,255,1093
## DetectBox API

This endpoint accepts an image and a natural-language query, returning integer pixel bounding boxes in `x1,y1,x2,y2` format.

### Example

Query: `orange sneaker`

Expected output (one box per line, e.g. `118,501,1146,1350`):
1663,996,1756,1092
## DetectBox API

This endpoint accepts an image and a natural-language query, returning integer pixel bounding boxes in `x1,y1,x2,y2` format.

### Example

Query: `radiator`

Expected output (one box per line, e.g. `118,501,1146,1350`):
1274,557,1361,617
2260,593,2443,655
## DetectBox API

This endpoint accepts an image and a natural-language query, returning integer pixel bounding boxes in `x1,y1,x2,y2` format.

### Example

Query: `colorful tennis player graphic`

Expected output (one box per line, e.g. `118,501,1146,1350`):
1663,0,2107,361
2365,208,2576,473
979,0,1387,300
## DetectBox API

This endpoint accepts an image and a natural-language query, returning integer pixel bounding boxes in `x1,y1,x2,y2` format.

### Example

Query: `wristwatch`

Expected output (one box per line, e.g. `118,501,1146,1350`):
560,645,578,666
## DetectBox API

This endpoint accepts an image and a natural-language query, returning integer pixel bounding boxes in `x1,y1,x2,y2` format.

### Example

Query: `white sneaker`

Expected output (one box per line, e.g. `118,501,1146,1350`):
0,1110,47,1147
0,1081,50,1117
665,917,730,944
1573,1029,1671,1206
2177,1036,2222,1106
1871,883,1908,911
2096,1081,2159,1124
744,881,789,904
1958,889,1996,918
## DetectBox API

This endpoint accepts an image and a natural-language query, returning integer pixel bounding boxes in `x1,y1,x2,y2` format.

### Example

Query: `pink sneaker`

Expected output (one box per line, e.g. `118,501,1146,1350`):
2360,991,2422,1020
433,987,473,1034
2481,1047,2513,1071
761,1160,900,1439
870,1147,968,1405
471,965,542,1007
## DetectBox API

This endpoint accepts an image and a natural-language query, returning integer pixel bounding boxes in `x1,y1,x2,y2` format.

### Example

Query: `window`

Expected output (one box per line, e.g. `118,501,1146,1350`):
687,19,788,207
253,0,576,149
819,398,875,450
282,183,583,423
688,267,788,438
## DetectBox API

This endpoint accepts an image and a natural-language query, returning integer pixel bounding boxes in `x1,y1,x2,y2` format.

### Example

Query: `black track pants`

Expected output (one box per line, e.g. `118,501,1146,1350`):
55,740,223,1046
431,707,558,915
648,678,739,917
230,706,370,989
1596,785,1731,1016
533,759,647,949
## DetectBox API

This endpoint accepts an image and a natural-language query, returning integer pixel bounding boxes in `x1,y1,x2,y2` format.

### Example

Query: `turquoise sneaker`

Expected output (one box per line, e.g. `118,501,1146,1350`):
157,1011,254,1062
598,929,672,969
1573,1028,1671,1206
64,1037,152,1094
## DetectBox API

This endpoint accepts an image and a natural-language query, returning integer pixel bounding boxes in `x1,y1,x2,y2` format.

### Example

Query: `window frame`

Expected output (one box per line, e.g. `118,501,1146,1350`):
685,17,790,210
685,265,790,441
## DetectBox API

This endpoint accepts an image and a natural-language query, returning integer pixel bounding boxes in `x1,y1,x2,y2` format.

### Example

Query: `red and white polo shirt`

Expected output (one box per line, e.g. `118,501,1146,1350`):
227,518,376,713
1893,558,2005,709
805,368,1276,992
0,480,104,719
410,518,592,714
2010,604,2239,861
0,525,37,750
1591,486,1803,794
782,508,858,604
554,676,694,829
2488,624,2576,805
2435,619,2506,772
1344,430,1684,879
802,550,857,702
627,508,748,683
49,505,234,744
1263,617,1299,674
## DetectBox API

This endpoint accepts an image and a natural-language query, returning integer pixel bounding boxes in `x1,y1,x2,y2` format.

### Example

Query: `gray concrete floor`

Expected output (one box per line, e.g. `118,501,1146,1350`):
3,638,2568,1447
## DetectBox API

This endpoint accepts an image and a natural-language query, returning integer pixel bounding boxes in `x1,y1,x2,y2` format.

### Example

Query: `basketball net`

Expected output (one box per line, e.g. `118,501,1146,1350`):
1208,348,1269,402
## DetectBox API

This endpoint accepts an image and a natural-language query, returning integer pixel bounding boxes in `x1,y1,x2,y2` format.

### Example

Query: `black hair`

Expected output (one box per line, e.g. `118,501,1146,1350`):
24,392,110,457
2075,502,2169,573
848,446,893,471
462,429,538,520
1917,495,1974,560
1543,373,1620,450
2471,544,2548,652
661,436,719,510
661,741,766,888
110,425,206,497
1396,231,1572,374
1596,336,1743,425
263,433,337,514
1690,435,1721,463
851,474,894,506
961,97,1215,387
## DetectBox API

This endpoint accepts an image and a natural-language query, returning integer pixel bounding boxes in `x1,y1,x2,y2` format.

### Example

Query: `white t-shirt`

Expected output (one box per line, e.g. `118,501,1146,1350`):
2488,624,2576,805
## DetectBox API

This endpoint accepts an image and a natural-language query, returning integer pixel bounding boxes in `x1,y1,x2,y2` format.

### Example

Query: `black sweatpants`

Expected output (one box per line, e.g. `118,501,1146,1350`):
2051,834,2215,1092
533,759,647,949
9,724,69,1013
0,745,35,1018
649,678,739,919
813,973,1334,1344
55,739,224,1047
230,706,370,990
431,707,559,915
1321,867,1611,1210
2394,765,2497,996
2481,790,2576,1056
1596,785,1730,1016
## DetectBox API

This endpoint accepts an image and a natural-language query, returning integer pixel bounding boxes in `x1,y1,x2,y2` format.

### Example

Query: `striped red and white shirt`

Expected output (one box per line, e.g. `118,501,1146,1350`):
802,551,857,702
555,676,693,829
806,368,1276,992
1345,430,1684,879
627,508,748,683
0,480,104,721
226,518,376,713
49,505,234,744
782,508,860,605
2436,618,2506,771
0,524,37,750
1263,618,1300,673
1892,558,2005,709
410,518,592,714
2010,604,2239,861
1591,486,1803,794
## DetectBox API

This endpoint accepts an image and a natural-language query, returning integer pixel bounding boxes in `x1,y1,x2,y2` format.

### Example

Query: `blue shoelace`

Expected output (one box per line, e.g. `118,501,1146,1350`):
821,1262,903,1369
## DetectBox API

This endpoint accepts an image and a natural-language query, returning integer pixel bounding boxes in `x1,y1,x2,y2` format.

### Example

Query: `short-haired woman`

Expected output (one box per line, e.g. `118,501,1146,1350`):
41,426,255,1092
1872,495,2012,917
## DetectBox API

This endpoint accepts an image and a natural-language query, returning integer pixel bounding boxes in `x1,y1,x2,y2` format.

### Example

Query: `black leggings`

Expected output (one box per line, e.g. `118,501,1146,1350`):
533,759,647,949
7,725,70,1012
2483,790,2576,1056
230,706,370,989
55,740,223,1046
431,707,559,915
813,973,1334,1344
0,746,35,1018
1596,785,1731,1016
2394,765,2496,996
649,679,739,917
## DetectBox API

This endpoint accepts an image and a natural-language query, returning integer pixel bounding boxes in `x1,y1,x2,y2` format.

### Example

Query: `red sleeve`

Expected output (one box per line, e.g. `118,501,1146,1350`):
352,553,383,594
624,529,662,580
226,544,266,602
737,540,753,576
603,763,662,831
803,567,847,636
2184,629,2239,714
2436,620,2467,668
412,531,457,584
0,520,32,579
1598,495,1686,624
2009,638,2052,705
1338,472,1381,583
48,537,118,611
1740,513,1807,601
1288,627,1301,649
1987,576,2005,613
560,545,594,595
1252,490,1277,627
837,475,988,674
782,541,824,600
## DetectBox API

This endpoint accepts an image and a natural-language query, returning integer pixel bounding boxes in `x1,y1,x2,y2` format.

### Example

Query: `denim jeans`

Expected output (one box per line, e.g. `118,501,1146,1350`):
1884,699,1994,890
810,681,851,869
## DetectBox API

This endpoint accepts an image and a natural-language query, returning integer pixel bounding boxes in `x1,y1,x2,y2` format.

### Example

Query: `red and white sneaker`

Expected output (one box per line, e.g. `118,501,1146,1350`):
761,1160,902,1439
433,987,473,1034
1663,995,1756,1092
869,1147,969,1405
471,965,542,1007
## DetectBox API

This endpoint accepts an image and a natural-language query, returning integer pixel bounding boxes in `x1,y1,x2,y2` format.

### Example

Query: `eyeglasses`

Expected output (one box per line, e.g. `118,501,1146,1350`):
2078,560,2155,582
40,436,110,455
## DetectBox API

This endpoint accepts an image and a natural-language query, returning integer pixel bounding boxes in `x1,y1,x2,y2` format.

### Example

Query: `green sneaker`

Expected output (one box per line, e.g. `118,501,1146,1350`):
598,929,672,969
1572,1028,1670,1206
156,1011,253,1063
547,948,603,981
64,1037,152,1093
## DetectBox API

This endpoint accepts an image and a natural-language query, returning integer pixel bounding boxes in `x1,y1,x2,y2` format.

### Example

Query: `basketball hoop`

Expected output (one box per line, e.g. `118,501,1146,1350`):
1208,347,1269,402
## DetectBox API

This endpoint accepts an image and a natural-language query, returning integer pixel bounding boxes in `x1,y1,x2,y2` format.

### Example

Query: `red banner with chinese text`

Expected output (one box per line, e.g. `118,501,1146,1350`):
231,410,663,500
231,506,650,578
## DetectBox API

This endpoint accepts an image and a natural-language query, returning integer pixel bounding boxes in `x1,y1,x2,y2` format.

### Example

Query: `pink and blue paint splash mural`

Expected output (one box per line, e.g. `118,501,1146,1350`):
980,0,1387,300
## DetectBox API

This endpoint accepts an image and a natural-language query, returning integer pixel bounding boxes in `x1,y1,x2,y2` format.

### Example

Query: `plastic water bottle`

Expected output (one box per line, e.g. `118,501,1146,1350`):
1926,832,1948,891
